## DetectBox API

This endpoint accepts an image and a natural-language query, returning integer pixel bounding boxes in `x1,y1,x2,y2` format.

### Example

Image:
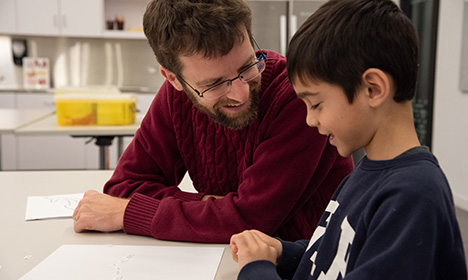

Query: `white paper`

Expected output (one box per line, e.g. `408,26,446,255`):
20,244,225,280
25,193,83,220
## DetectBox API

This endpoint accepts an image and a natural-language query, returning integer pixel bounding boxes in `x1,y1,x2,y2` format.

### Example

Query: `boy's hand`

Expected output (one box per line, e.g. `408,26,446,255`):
230,230,282,271
72,190,129,233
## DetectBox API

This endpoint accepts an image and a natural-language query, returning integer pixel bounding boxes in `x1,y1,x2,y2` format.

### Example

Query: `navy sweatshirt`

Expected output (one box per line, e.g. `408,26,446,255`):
239,148,467,279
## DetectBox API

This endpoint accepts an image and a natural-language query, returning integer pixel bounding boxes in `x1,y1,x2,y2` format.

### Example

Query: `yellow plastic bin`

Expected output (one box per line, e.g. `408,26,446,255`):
54,93,137,126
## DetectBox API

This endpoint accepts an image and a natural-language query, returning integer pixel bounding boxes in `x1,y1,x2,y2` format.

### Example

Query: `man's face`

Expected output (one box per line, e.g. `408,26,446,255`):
177,31,262,130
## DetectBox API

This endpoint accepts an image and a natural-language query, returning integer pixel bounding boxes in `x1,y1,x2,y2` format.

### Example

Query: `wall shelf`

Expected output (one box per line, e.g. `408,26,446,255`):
103,30,146,40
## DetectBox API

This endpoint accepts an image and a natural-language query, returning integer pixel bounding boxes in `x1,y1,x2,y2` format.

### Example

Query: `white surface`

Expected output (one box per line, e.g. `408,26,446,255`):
15,113,142,136
433,0,468,211
25,193,83,220
0,170,235,280
20,245,224,280
0,109,54,132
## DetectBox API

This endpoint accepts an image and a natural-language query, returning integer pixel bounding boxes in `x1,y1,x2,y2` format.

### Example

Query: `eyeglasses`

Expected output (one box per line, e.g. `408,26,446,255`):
177,41,267,100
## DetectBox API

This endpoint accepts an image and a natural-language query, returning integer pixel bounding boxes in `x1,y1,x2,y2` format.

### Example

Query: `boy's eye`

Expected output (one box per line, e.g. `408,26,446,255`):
310,103,321,110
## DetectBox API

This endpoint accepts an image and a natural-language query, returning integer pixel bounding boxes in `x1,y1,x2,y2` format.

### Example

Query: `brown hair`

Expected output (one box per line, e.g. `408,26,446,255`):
143,0,252,76
287,0,419,103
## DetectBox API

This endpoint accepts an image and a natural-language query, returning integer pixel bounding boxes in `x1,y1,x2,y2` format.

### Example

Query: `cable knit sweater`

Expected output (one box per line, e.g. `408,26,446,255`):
104,50,353,243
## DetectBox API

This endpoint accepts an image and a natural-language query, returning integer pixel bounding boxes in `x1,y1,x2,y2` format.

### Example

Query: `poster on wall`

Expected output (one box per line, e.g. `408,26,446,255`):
23,57,50,89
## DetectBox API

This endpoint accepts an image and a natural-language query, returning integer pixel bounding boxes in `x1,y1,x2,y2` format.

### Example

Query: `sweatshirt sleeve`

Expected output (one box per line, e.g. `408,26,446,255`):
237,239,309,280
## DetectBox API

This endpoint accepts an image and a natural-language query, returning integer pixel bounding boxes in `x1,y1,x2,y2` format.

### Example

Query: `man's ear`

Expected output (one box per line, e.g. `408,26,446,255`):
160,66,184,91
361,68,391,108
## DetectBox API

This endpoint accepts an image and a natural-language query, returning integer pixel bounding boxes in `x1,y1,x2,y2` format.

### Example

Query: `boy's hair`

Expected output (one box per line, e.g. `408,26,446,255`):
143,0,252,76
287,0,419,103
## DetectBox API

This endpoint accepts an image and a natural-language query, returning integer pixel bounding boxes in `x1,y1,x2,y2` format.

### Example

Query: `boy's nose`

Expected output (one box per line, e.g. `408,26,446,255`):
306,111,319,127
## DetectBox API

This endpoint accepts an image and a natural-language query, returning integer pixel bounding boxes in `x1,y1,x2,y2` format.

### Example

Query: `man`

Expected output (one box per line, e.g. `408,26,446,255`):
72,0,353,243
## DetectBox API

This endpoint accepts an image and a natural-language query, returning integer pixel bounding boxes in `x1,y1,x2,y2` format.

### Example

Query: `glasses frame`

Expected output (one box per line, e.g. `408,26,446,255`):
177,38,267,99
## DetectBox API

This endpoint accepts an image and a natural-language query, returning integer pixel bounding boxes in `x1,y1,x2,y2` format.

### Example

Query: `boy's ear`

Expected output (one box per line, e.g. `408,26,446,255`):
160,66,184,91
361,68,391,108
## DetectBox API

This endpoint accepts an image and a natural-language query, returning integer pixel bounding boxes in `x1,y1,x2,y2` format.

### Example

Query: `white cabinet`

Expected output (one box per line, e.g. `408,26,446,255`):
0,0,17,34
16,0,58,36
0,93,15,108
60,0,104,37
16,0,103,37
15,92,90,170
0,93,16,170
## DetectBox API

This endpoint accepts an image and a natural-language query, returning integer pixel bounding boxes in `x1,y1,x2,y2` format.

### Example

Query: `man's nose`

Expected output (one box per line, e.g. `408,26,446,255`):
224,79,250,102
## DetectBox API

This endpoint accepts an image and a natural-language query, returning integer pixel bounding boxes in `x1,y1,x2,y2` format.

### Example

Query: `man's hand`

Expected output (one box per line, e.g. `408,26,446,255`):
229,230,282,271
201,195,224,201
72,190,129,233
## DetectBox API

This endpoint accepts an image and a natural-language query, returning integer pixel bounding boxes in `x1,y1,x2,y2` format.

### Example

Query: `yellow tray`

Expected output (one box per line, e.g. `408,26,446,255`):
54,93,137,126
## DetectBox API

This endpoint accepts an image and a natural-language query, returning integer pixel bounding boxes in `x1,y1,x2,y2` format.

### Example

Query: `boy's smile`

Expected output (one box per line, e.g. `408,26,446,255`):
294,80,373,158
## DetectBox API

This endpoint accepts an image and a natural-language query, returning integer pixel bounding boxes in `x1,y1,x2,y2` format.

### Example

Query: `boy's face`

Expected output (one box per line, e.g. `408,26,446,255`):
294,79,372,157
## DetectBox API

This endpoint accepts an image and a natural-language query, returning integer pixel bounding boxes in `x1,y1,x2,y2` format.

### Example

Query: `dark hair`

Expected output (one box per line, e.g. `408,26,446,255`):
287,0,419,103
143,0,252,76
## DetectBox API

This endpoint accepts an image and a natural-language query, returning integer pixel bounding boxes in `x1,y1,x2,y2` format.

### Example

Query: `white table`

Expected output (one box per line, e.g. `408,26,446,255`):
0,109,55,170
15,114,144,169
0,170,238,280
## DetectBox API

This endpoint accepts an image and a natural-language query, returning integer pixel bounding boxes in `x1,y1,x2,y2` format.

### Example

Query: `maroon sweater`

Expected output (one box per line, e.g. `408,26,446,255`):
104,51,353,243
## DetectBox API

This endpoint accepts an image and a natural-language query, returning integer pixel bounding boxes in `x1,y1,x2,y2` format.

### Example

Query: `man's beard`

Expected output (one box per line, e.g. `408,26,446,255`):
183,81,261,130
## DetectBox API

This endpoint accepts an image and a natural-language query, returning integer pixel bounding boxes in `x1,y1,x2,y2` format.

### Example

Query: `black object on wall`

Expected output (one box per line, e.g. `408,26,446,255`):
400,0,440,149
11,38,28,66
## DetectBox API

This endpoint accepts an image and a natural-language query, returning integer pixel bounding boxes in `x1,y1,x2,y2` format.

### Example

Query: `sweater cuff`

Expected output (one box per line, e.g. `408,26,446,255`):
173,190,205,201
123,193,160,236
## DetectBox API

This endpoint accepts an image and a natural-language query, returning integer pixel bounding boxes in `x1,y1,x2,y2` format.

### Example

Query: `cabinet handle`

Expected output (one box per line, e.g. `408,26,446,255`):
280,15,287,56
290,14,297,40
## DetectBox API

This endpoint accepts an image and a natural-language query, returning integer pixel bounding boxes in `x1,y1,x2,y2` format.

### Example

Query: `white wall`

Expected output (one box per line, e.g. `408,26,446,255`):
433,0,468,211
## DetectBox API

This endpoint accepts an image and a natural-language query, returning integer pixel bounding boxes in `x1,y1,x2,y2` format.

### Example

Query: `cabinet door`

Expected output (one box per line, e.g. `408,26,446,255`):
16,93,88,170
0,93,16,170
0,93,15,108
60,0,103,37
0,0,16,34
17,0,59,36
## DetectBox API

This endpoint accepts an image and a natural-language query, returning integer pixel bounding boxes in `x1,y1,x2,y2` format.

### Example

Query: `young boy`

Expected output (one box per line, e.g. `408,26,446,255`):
229,0,468,279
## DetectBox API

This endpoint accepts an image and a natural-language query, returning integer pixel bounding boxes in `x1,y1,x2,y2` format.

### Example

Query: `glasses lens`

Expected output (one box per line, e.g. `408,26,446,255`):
240,59,266,83
202,81,230,100
203,58,266,100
